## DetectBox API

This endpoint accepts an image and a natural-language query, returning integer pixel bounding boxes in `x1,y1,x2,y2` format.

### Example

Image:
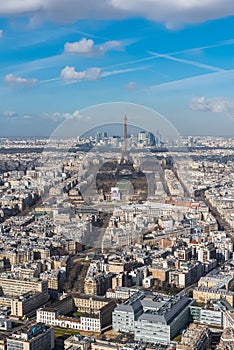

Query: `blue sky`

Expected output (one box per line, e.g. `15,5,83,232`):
0,0,234,137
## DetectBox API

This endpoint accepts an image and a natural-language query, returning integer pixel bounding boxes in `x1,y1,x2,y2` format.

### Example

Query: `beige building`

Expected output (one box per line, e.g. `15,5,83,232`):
84,278,97,295
106,287,136,300
40,269,66,293
107,261,125,274
108,261,133,274
33,248,50,260
216,328,234,350
198,274,233,290
0,337,6,350
224,309,234,328
158,238,174,250
84,274,112,296
193,286,234,306
0,296,12,307
0,274,48,297
11,291,49,317
0,250,33,265
53,257,68,270
64,335,90,350
177,324,210,350
73,294,111,313
111,274,123,289
91,340,122,350
149,267,169,282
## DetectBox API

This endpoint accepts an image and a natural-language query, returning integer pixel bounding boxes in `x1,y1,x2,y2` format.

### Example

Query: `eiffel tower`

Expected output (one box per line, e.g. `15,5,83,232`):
96,115,148,202
114,116,148,201
117,114,135,177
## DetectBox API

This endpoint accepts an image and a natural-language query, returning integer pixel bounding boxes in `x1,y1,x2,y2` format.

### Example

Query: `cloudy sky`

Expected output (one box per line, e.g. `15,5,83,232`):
0,0,234,137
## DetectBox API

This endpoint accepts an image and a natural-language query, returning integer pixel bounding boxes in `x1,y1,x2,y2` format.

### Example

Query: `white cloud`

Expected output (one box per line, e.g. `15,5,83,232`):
1,111,35,120
23,114,33,119
110,0,234,27
4,73,39,88
98,40,122,53
2,111,18,118
63,110,82,119
64,38,94,54
60,66,101,81
45,112,64,122
1,0,234,27
64,38,122,55
45,110,82,121
189,96,234,113
125,81,137,89
60,65,141,83
0,30,3,38
0,1,42,16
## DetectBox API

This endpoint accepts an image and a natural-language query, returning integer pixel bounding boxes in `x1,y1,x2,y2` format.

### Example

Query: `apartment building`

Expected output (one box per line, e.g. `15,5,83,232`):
72,293,111,313
6,323,54,350
11,291,49,317
0,274,48,297
193,286,234,306
177,324,210,350
37,299,116,332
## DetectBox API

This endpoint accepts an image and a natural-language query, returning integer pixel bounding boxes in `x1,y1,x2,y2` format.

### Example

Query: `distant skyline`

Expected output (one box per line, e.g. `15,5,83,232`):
0,1,234,137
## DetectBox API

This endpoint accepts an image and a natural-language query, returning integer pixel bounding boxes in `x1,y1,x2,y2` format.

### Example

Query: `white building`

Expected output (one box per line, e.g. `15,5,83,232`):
37,308,101,332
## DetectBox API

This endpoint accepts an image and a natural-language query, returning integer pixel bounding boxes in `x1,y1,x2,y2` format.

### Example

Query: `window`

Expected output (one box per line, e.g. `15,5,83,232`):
7,342,24,350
